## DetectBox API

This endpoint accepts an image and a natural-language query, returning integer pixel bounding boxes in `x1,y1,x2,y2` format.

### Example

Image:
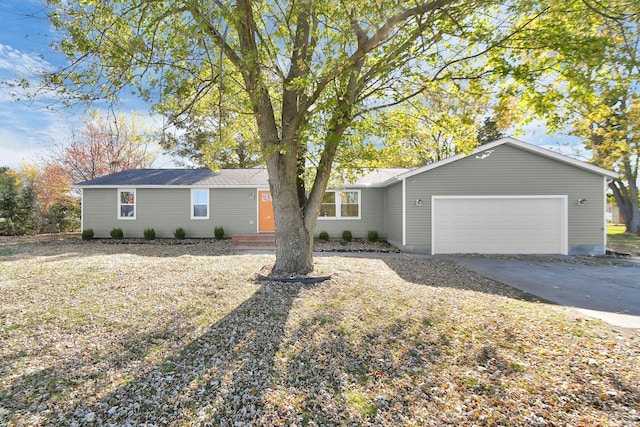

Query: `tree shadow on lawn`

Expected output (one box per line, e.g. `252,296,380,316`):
383,257,551,303
1,310,204,424
3,269,638,425
0,283,539,426
2,280,321,425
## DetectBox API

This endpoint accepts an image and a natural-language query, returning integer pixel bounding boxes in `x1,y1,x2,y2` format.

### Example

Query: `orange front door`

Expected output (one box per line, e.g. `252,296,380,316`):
258,190,275,232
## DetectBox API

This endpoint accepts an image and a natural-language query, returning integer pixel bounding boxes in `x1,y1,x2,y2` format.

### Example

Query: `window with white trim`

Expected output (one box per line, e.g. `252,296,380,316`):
319,190,360,219
191,189,209,219
118,189,136,219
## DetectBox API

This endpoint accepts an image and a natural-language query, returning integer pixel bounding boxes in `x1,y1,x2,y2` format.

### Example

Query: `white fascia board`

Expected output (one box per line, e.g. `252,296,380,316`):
394,137,620,182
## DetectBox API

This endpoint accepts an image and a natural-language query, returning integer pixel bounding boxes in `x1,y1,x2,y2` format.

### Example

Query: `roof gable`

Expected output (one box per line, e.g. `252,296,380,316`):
394,137,619,182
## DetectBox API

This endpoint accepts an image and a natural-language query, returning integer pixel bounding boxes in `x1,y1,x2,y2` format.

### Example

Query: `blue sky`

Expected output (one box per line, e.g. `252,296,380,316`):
0,0,171,169
0,0,583,171
0,0,64,168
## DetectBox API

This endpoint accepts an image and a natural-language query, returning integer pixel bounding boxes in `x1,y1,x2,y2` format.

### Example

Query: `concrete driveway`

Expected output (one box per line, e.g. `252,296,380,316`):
446,256,640,329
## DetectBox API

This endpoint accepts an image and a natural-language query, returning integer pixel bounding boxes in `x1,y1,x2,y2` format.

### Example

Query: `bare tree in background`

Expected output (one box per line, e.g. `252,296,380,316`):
50,111,158,183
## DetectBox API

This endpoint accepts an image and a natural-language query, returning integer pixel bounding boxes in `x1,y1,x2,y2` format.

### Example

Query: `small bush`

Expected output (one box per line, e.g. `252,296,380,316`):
367,230,379,242
174,227,186,240
318,231,329,242
110,228,124,239
342,230,353,242
144,228,156,240
81,229,94,241
214,226,225,240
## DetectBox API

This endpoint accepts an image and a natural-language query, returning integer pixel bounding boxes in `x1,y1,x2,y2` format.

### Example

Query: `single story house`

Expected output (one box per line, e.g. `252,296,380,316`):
74,137,619,255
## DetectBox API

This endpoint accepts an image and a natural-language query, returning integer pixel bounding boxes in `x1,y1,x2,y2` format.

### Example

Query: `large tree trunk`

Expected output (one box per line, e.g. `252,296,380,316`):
610,178,640,234
267,154,314,276
617,126,640,234
265,111,353,276
232,0,365,275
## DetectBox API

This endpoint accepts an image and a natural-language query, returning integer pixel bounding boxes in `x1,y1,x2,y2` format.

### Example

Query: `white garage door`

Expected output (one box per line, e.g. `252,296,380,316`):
432,196,567,255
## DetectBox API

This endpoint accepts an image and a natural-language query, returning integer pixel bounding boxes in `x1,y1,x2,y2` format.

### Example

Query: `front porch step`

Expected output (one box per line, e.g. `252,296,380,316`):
232,233,276,251
231,233,275,244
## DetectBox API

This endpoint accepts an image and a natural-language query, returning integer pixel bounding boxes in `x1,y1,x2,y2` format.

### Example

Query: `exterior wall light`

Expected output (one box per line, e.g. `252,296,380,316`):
416,198,423,207
577,198,587,206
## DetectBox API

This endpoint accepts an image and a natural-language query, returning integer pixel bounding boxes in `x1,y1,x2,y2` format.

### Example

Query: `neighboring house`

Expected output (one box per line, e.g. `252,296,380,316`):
74,137,619,255
606,204,625,225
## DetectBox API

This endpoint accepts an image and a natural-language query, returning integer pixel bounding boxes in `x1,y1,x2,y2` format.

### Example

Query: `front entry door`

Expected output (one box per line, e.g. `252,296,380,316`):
258,190,275,232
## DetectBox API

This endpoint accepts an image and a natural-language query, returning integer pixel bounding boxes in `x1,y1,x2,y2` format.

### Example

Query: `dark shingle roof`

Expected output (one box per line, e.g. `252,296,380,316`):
74,168,409,188
74,169,269,187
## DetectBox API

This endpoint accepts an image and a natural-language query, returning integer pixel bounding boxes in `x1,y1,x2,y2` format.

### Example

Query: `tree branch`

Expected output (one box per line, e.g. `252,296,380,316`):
298,0,457,116
187,1,244,70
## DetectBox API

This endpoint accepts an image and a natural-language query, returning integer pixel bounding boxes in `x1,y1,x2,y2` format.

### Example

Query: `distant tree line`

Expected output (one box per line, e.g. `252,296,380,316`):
0,112,157,236
0,166,79,236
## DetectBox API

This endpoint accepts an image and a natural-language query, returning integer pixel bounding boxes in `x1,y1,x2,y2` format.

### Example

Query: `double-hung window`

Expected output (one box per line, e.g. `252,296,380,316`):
191,189,209,219
118,189,136,219
319,190,360,219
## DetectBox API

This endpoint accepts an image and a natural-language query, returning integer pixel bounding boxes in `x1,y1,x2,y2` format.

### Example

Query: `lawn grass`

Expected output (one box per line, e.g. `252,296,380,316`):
0,239,638,426
607,224,640,255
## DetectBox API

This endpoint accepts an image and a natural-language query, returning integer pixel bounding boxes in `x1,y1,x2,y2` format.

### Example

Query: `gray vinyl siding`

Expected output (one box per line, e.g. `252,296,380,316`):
81,187,258,238
138,189,190,237
81,188,119,238
211,188,259,235
385,182,403,245
315,188,386,239
404,144,605,252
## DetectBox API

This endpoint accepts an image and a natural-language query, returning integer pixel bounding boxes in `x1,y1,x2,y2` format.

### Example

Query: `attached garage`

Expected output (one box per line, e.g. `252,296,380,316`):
384,137,620,256
431,196,568,255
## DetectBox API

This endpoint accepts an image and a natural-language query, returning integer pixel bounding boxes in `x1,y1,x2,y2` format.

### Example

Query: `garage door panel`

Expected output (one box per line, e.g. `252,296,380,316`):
432,197,567,255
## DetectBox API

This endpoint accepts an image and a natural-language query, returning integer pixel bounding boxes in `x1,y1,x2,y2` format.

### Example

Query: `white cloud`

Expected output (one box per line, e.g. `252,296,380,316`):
507,118,589,160
0,43,52,76
0,108,75,169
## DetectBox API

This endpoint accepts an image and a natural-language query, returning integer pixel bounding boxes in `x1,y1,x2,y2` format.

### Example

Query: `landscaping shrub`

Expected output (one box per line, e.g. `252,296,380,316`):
144,228,156,240
110,228,124,239
81,229,94,241
318,231,329,242
174,227,186,240
214,226,225,240
342,230,353,242
368,230,379,242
